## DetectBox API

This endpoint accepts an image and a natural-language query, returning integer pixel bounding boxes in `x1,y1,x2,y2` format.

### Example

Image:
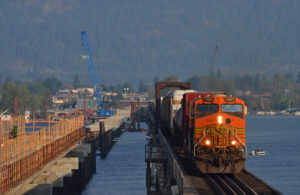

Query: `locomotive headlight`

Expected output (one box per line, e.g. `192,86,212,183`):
217,116,223,124
231,140,236,145
205,140,211,145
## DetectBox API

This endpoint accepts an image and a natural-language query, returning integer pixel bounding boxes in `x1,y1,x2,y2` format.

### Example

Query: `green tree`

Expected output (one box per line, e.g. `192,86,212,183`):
73,74,82,89
42,89,52,108
254,73,269,93
42,77,62,94
110,93,123,109
0,82,16,111
16,84,31,113
27,81,46,95
161,75,180,82
114,82,134,93
28,96,41,114
234,74,254,91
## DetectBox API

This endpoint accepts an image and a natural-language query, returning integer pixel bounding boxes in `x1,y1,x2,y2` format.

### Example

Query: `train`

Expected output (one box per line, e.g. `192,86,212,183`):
161,90,246,173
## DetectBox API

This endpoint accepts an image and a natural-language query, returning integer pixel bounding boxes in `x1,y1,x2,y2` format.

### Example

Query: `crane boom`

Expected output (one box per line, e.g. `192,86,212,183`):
81,31,102,111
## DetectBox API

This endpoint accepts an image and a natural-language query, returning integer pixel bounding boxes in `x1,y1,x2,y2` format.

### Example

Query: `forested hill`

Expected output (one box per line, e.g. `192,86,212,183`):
0,0,299,85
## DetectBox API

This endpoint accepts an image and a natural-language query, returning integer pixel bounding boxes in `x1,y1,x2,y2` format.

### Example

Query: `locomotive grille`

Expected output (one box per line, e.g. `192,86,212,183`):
194,125,245,147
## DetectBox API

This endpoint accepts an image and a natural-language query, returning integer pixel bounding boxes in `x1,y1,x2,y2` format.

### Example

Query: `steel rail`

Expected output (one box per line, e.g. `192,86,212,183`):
204,174,226,195
213,175,237,195
222,175,246,195
204,173,260,195
228,174,258,195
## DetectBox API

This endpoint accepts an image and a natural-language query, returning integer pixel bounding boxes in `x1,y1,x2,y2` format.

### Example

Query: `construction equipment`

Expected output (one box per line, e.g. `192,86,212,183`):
80,31,114,116
9,125,18,139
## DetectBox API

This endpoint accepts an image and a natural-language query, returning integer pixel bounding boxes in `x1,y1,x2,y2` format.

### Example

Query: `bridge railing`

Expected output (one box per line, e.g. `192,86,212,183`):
157,128,198,195
0,115,85,193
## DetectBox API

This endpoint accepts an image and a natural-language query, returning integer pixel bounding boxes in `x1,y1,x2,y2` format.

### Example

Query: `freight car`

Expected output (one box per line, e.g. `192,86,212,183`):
161,90,246,173
161,90,195,136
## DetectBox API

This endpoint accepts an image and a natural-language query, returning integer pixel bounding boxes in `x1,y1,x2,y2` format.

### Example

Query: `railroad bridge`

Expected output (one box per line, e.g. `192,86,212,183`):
0,84,283,194
145,82,282,195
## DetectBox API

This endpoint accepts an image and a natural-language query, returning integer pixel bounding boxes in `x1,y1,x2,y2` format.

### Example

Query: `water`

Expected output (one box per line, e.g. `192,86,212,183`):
83,117,300,195
82,128,147,195
246,115,300,195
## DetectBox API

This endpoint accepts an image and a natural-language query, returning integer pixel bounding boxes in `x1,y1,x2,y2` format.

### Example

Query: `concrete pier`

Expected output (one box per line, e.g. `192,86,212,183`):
87,109,131,133
6,109,130,195
6,142,95,195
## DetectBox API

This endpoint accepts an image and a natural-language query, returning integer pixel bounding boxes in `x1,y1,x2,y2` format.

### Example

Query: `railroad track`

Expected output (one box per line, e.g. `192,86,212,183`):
205,173,258,195
165,133,282,195
203,170,283,195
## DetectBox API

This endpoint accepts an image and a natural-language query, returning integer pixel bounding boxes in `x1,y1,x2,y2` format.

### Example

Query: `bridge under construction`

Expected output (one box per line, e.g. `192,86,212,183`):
0,116,84,193
0,95,283,194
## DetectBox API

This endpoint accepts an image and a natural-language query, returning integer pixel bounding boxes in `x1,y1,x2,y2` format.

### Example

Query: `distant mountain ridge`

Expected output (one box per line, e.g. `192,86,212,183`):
0,0,299,85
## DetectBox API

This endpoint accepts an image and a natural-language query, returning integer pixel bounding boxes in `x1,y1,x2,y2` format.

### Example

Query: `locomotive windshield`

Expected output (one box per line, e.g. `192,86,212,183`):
196,104,219,117
221,104,243,112
221,104,244,118
197,104,219,112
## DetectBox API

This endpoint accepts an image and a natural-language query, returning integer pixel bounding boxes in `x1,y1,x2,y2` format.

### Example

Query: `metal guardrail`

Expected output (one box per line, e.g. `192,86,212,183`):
156,129,198,195
145,144,167,163
0,116,85,193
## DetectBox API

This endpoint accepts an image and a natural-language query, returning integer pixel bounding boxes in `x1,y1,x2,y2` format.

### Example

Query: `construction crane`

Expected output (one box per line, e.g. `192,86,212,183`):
80,31,114,116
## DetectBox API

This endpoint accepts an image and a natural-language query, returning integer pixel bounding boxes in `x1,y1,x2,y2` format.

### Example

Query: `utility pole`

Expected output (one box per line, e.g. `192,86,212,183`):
285,89,290,114
14,98,18,116
137,98,140,131
210,45,219,76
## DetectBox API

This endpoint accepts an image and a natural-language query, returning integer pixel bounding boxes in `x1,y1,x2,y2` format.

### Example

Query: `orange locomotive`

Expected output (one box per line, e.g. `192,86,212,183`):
162,91,247,173
187,95,246,173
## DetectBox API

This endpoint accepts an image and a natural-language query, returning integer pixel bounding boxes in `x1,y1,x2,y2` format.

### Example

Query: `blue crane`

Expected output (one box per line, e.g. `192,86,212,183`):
81,31,114,116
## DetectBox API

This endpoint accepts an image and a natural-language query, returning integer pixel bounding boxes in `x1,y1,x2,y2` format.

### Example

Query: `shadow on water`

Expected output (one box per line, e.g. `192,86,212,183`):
82,123,148,195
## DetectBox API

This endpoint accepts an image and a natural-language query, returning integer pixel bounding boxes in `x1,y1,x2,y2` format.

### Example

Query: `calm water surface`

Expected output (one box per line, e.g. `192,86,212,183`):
82,129,147,195
246,115,300,195
83,117,300,194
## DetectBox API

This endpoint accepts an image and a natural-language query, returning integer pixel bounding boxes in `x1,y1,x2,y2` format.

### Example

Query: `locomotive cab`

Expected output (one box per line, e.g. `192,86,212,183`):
189,96,246,173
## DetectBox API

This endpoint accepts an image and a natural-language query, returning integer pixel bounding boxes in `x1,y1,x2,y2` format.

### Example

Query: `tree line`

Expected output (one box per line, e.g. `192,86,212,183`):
1,70,300,115
158,70,300,112
0,73,146,115
0,76,62,115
